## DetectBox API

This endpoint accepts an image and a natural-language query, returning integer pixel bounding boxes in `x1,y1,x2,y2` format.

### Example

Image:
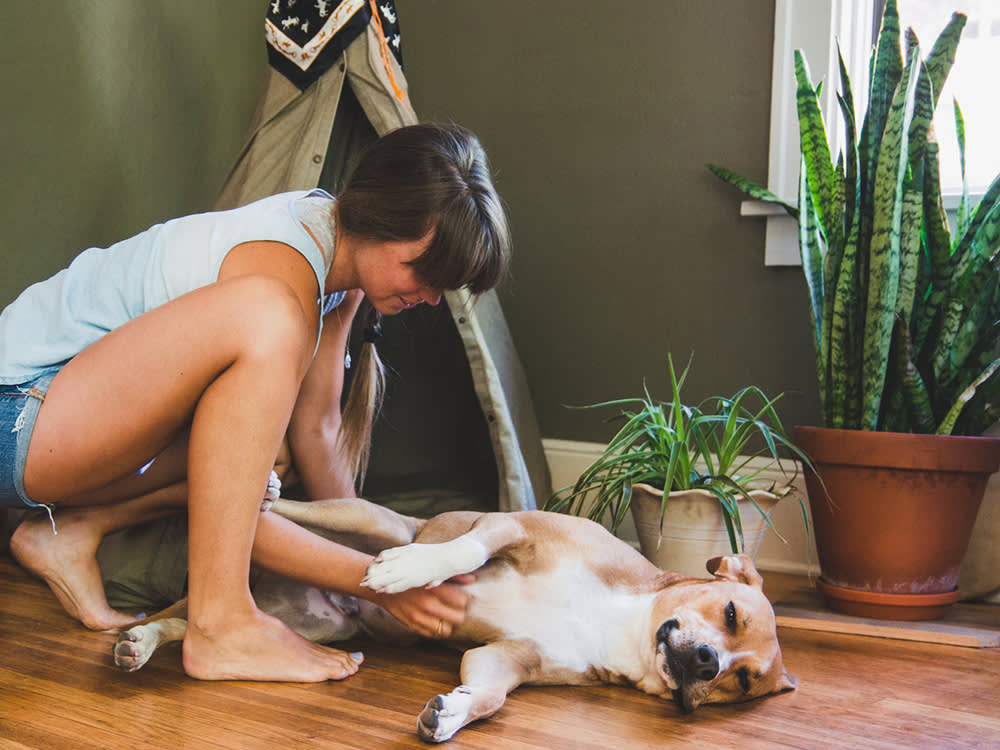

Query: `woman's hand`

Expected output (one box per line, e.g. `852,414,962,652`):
372,574,475,639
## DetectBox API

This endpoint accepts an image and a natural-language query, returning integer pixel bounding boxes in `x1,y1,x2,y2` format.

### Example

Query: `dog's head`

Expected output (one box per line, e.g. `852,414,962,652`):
650,554,797,712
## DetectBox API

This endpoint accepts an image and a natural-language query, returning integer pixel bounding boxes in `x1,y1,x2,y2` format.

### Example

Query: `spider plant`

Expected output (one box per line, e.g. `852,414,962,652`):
708,0,1000,435
545,355,811,553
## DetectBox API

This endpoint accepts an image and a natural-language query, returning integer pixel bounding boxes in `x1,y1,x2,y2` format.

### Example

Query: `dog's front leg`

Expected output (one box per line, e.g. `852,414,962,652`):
364,514,528,594
417,640,537,743
270,497,421,552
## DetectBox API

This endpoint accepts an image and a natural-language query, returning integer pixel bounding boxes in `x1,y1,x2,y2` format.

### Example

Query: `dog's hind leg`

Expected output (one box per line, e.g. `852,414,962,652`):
417,639,538,743
270,497,421,552
113,598,189,672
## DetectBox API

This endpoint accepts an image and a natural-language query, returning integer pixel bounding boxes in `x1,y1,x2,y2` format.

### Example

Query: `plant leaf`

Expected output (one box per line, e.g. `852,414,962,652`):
936,357,1000,435
795,50,840,251
862,46,921,430
706,164,798,218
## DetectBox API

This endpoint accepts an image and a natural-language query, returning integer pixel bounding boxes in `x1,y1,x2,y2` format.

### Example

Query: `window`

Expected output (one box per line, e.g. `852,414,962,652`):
757,0,878,265
898,0,1000,195
757,0,999,265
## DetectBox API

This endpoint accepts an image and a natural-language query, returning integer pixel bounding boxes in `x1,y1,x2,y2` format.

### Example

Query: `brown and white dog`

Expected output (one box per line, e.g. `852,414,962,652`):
113,497,797,743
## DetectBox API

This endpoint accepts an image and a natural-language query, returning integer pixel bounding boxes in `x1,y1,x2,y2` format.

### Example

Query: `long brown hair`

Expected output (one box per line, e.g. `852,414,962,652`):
336,123,511,489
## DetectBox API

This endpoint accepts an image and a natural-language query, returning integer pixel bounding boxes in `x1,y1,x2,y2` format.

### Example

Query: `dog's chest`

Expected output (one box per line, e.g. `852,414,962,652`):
464,560,653,676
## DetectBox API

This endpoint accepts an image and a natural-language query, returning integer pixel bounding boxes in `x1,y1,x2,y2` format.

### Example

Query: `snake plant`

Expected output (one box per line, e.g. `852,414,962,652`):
709,0,1000,435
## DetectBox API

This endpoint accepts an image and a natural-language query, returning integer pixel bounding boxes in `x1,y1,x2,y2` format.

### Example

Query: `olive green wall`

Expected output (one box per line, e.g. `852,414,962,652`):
1,1,822,444
398,1,822,441
0,3,264,307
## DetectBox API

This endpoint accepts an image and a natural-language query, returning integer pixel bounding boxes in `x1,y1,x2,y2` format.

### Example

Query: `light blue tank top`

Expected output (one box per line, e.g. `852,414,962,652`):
0,190,343,384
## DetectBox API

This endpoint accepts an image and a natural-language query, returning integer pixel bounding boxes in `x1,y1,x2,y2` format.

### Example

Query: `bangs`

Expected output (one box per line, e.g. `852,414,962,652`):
338,123,511,295
408,191,510,294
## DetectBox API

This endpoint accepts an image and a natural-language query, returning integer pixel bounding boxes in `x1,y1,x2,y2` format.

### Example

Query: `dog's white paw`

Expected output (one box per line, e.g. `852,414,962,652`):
417,687,474,743
362,538,487,594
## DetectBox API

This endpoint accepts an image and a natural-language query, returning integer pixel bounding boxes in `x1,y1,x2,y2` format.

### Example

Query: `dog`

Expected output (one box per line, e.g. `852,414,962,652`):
113,497,797,743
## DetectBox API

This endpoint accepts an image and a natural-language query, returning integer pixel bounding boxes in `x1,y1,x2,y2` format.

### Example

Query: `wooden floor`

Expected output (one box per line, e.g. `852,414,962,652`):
1,552,998,750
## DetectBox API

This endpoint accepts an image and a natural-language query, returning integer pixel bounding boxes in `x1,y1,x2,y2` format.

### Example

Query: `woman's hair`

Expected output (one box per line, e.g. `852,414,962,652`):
337,122,511,295
339,300,386,489
336,122,511,489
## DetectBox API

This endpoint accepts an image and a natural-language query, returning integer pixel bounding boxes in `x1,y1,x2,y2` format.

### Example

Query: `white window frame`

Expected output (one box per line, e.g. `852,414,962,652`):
756,0,879,265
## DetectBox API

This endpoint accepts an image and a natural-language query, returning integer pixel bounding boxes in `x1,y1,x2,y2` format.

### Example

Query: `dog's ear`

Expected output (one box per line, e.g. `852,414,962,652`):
777,671,799,693
705,555,764,589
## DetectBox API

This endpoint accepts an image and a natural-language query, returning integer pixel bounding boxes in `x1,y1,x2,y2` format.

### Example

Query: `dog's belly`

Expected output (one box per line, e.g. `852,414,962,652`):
460,560,655,681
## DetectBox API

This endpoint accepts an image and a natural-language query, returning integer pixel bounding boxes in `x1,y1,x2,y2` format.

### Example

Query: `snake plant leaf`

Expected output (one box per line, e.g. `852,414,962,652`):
862,47,921,430
912,134,954,363
937,356,1000,435
795,50,841,252
828,218,861,427
816,48,862,429
895,172,924,327
798,153,827,401
954,100,972,242
856,0,903,295
951,210,1000,377
922,13,967,113
902,34,932,174
823,93,860,420
705,165,798,218
828,92,857,289
892,316,936,432
860,0,903,186
952,321,1000,422
931,176,1000,384
944,173,1000,286
829,43,859,295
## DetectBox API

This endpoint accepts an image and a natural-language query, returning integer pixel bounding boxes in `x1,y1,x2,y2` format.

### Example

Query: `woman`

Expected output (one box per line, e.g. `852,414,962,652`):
0,123,510,682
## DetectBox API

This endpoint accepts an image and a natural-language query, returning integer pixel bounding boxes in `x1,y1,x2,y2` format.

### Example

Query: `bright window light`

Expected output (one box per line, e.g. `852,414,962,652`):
896,0,1000,196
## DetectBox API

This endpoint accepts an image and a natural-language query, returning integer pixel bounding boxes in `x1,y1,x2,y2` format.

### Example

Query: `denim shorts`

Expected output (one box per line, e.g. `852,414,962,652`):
0,371,58,509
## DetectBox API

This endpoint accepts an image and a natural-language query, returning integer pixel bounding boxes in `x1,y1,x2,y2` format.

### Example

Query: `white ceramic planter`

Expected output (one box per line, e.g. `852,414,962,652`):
629,483,782,578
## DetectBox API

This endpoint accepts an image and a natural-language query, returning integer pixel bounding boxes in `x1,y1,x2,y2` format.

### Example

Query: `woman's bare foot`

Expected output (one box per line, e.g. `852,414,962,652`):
9,509,136,630
182,607,363,682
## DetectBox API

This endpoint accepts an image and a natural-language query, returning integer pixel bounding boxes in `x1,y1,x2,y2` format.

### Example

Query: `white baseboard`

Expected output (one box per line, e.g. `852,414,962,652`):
542,438,818,576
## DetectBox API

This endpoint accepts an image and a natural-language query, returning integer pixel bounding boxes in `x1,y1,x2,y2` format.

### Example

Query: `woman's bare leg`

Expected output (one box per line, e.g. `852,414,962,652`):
22,276,361,681
11,484,187,629
11,432,191,629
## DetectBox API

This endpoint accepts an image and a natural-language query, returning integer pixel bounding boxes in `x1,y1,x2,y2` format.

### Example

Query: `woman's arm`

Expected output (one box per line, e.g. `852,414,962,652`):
253,510,468,637
286,289,365,500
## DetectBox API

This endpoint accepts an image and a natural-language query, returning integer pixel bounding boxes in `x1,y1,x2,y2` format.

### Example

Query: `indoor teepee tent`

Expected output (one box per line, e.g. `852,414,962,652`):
216,0,549,515
98,1,550,609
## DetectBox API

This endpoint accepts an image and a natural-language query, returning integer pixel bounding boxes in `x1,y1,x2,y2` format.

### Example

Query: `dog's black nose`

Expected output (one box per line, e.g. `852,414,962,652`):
657,618,680,643
693,644,719,682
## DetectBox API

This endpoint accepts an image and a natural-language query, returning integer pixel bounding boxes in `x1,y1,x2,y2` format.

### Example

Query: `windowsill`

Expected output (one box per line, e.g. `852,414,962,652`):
745,190,981,268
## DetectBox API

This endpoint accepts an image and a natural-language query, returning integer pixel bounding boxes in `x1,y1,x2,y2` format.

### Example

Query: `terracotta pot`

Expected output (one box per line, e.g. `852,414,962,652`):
629,483,782,578
793,426,1000,620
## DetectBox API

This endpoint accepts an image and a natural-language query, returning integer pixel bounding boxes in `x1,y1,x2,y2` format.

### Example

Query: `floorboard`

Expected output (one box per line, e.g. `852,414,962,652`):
1,554,998,749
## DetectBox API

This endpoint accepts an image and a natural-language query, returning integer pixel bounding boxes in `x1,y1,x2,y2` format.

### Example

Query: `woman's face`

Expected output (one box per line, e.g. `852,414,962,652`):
358,232,443,315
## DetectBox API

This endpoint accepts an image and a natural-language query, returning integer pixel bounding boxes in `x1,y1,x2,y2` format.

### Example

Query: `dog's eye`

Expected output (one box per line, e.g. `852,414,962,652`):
725,601,737,630
737,667,751,693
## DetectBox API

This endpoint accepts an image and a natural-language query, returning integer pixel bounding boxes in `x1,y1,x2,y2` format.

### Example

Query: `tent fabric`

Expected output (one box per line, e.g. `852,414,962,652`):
215,16,550,513
263,0,401,91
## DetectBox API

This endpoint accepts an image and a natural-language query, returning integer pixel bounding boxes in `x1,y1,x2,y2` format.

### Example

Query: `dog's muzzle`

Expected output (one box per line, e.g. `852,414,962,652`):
657,618,721,712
